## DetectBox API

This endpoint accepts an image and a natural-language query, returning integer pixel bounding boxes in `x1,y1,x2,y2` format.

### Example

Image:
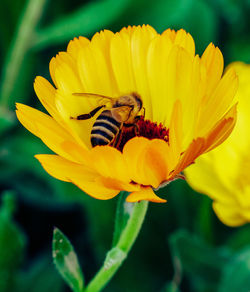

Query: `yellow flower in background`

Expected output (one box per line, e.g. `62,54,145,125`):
185,62,250,227
16,25,238,203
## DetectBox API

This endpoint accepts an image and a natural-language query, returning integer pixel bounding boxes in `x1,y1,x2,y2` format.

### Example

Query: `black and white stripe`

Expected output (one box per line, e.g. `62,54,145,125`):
91,110,121,147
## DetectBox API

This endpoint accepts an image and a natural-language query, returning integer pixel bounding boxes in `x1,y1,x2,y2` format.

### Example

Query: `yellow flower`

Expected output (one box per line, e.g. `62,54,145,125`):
185,62,250,226
16,25,238,203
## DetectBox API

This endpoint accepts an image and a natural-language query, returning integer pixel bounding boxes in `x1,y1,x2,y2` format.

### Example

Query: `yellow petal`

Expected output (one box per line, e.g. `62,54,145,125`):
53,52,83,93
205,104,237,152
77,30,119,97
89,145,131,183
36,154,119,200
174,29,195,56
198,67,238,136
185,154,235,203
147,34,173,122
126,187,166,203
16,103,87,162
67,36,90,60
168,100,183,159
180,104,236,179
71,178,120,200
35,154,93,182
162,29,195,56
49,56,58,88
182,56,206,147
138,140,169,187
123,136,150,184
162,28,176,40
97,176,140,193
123,137,170,188
171,138,206,178
213,201,246,227
201,43,224,96
164,45,192,128
33,76,59,121
147,34,195,126
54,90,94,149
110,30,136,94
131,25,157,120
184,62,250,226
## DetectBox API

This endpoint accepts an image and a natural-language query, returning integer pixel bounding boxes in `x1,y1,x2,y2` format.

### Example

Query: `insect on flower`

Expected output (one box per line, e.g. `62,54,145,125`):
70,92,144,148
16,25,239,203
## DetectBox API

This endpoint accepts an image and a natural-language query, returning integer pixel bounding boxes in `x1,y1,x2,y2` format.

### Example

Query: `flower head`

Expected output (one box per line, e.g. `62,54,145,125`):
185,62,250,226
16,25,238,203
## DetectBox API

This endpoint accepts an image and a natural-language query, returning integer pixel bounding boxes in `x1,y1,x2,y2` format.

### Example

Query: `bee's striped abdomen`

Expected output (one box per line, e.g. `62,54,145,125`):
91,110,121,147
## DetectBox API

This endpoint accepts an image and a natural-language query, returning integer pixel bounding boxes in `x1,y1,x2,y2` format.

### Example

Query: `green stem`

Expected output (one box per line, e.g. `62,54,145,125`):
0,0,47,108
85,200,148,292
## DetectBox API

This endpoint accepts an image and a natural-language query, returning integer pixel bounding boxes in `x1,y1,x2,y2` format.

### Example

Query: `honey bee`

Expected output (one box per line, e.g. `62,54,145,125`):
70,92,143,147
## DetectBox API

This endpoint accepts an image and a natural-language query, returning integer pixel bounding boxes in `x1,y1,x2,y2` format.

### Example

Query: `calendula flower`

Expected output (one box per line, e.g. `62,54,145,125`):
185,62,250,226
16,25,238,203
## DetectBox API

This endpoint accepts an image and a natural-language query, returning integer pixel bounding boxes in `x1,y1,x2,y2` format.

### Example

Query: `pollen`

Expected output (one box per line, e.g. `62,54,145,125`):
115,116,169,151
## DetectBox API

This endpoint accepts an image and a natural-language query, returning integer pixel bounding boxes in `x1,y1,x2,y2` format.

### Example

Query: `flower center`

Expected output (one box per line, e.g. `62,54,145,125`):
113,116,169,151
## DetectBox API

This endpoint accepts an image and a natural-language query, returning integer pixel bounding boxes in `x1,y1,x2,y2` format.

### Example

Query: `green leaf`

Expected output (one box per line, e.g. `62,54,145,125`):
0,191,26,292
169,230,231,291
112,192,133,246
219,248,250,292
52,227,84,292
33,0,130,49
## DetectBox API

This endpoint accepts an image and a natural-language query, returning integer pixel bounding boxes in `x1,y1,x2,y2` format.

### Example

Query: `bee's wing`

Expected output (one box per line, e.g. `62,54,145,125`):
73,92,115,100
111,106,132,123
72,92,116,107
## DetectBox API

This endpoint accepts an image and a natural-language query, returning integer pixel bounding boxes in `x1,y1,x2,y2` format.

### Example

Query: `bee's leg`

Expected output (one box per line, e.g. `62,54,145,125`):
123,122,135,127
123,122,139,136
142,107,146,118
126,116,142,136
70,105,105,120
112,129,122,148
135,116,142,136
134,124,139,136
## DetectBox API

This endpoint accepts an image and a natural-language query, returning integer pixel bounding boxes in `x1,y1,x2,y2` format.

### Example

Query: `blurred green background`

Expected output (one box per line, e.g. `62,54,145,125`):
1,0,250,291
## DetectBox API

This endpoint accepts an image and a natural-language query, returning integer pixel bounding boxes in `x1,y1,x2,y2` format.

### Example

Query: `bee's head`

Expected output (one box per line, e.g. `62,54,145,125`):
131,92,143,111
